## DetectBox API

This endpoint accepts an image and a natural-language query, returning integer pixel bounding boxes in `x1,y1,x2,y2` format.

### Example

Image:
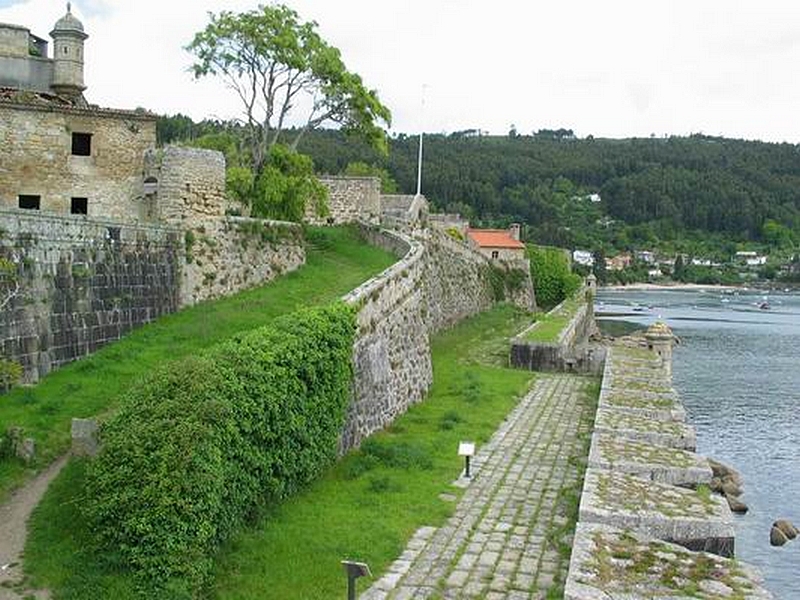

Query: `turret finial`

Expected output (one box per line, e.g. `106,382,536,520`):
67,2,71,13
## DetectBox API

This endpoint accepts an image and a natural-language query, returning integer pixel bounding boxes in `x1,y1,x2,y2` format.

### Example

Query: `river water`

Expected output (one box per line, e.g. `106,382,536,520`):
596,287,800,598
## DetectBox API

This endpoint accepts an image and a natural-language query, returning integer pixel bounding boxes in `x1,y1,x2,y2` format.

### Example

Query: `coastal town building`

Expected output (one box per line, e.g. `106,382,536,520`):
572,249,594,267
606,252,632,271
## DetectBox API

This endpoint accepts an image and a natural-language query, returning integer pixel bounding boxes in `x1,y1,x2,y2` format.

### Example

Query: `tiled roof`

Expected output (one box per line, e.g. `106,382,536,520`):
467,229,525,249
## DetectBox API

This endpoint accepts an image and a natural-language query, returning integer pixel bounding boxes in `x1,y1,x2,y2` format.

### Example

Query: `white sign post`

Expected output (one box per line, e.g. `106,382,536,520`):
458,441,476,478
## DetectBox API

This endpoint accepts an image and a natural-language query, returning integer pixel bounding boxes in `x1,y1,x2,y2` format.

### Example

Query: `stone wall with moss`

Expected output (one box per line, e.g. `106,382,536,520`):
339,225,536,451
0,209,180,382
180,217,305,306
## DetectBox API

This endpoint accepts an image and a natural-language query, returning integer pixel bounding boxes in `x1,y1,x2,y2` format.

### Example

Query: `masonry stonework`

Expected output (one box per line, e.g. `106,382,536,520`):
0,102,156,220
0,210,181,382
339,225,536,451
310,176,381,225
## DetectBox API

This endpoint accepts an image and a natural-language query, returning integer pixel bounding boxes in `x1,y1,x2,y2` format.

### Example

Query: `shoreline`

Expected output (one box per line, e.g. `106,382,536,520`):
601,282,739,291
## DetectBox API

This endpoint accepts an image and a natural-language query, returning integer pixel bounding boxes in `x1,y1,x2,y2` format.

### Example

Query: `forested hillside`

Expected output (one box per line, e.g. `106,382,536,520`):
158,116,800,255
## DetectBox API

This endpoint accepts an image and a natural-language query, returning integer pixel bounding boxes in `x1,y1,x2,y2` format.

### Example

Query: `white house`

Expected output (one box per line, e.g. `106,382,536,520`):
572,250,594,266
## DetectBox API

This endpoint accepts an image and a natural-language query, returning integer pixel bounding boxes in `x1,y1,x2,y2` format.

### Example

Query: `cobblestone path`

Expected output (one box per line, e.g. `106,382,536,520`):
362,374,596,600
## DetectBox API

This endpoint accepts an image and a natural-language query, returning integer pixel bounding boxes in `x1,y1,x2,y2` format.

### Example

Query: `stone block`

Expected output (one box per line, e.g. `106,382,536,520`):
71,417,99,457
588,434,712,487
564,522,772,599
579,469,734,556
598,388,686,421
593,407,697,450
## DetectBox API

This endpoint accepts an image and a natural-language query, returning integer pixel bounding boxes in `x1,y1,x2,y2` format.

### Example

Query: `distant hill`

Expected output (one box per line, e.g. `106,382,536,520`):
157,115,800,252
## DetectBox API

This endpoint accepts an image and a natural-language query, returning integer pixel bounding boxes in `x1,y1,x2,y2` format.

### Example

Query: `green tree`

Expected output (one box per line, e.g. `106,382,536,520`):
673,254,685,281
253,144,328,222
527,246,581,309
187,5,391,174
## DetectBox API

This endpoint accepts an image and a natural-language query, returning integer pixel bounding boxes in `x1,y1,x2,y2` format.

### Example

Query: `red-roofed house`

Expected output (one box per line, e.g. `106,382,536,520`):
466,224,526,262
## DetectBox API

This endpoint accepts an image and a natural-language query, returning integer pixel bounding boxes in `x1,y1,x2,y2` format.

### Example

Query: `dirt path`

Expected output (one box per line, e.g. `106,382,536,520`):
0,455,69,600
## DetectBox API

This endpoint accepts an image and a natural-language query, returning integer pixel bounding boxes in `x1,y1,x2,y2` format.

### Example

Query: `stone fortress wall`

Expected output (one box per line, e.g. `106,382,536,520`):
143,146,306,306
0,210,181,382
0,144,306,382
339,223,536,451
563,331,773,599
310,176,381,225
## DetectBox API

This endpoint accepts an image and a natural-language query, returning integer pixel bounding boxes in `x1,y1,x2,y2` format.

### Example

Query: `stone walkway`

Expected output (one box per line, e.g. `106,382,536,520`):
363,374,596,600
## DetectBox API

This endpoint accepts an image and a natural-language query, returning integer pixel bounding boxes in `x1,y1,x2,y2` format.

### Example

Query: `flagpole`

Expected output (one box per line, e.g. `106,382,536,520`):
416,85,426,197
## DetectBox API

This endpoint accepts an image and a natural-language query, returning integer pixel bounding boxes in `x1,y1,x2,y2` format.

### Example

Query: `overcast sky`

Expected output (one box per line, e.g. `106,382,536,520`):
2,0,800,142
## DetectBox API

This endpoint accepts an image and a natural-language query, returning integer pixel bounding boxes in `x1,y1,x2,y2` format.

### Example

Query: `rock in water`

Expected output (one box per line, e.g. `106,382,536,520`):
725,494,748,514
721,478,743,497
774,519,798,540
708,458,743,487
770,525,789,547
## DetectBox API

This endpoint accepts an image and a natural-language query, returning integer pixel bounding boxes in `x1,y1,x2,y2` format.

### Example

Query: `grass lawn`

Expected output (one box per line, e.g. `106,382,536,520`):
522,294,583,343
0,226,396,501
24,305,533,599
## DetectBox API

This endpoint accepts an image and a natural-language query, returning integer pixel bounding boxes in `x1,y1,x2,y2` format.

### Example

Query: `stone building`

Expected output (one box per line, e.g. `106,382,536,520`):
466,224,526,262
0,6,158,221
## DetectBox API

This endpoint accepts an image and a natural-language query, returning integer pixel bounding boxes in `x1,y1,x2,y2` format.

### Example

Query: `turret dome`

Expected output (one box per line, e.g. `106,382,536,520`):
52,3,85,35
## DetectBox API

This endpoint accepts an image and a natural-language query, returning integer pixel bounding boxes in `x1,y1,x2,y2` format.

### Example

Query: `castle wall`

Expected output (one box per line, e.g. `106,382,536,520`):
0,103,157,221
0,55,53,93
0,209,181,382
142,146,306,307
341,228,431,451
180,217,305,307
310,176,381,225
339,225,536,451
0,24,29,57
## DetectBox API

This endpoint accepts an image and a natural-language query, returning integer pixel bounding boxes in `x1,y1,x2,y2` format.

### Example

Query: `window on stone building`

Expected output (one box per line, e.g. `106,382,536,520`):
491,250,499,260
71,197,88,215
71,132,92,156
18,195,40,210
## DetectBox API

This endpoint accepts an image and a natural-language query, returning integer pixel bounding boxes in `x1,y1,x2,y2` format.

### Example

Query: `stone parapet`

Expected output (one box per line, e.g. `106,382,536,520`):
579,469,734,556
588,433,712,488
565,338,772,596
565,523,772,599
594,407,697,450
339,224,536,451
341,226,430,451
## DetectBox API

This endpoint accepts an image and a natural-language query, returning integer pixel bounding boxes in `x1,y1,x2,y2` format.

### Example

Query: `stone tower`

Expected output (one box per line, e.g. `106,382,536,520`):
645,321,674,376
50,3,87,100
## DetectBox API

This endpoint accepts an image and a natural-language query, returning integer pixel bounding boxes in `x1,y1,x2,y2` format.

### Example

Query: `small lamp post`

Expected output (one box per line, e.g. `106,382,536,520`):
341,560,371,600
458,441,476,478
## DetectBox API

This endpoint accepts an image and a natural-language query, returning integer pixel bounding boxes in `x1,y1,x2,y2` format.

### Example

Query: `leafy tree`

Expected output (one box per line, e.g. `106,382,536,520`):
673,254,685,280
527,246,581,309
187,5,391,174
592,248,607,284
253,144,328,222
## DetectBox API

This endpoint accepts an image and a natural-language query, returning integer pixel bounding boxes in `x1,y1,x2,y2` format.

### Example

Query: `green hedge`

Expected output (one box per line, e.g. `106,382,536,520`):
82,303,356,597
527,245,581,309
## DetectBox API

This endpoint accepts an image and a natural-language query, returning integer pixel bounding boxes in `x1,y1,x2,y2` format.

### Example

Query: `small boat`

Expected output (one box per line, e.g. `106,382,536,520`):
759,301,770,310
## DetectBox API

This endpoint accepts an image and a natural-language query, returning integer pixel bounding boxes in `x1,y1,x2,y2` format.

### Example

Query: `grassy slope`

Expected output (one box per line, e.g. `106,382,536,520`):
0,226,396,501
522,294,583,343
25,306,533,599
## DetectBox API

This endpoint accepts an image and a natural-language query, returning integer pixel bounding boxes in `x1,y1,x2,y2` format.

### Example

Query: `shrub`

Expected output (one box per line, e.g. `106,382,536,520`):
527,245,581,309
83,303,356,596
0,359,23,393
